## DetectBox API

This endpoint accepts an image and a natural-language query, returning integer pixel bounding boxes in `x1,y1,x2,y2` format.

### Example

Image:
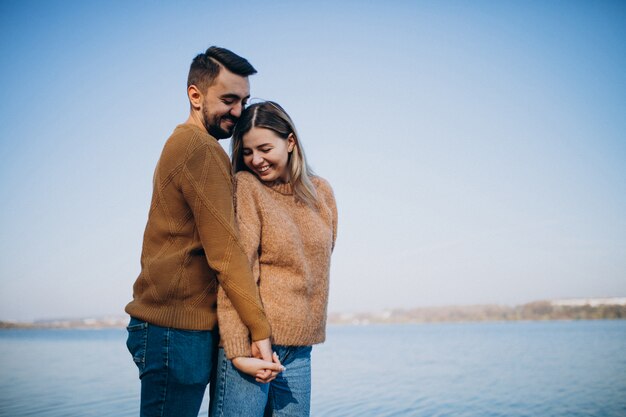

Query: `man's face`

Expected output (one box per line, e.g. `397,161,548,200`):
201,68,250,139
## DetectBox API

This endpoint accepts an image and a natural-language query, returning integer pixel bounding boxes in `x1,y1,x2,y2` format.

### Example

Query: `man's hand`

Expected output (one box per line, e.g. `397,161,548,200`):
251,338,280,381
232,352,284,383
251,338,273,360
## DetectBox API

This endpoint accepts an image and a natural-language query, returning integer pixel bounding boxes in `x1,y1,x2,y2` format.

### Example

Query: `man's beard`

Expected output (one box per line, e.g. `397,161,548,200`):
203,108,236,139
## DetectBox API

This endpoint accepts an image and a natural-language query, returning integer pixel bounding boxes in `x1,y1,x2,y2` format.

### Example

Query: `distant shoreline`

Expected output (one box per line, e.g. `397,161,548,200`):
328,299,626,326
2,298,625,330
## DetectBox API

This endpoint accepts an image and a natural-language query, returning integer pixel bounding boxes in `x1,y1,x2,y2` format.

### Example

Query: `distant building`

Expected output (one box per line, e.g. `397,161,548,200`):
550,297,626,307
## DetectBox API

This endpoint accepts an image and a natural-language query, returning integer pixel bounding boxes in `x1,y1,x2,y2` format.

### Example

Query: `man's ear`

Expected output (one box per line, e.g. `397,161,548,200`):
187,85,203,110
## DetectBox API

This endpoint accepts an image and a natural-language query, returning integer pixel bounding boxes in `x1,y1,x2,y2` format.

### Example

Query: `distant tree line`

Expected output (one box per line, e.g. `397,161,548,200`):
519,301,625,321
328,301,626,324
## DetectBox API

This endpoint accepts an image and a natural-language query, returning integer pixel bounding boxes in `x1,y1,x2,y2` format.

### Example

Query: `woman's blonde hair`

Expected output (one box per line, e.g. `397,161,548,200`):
231,101,318,206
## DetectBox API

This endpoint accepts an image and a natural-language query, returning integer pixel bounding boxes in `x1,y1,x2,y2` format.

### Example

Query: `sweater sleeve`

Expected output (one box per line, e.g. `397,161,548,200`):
317,177,338,251
218,172,264,358
179,139,270,341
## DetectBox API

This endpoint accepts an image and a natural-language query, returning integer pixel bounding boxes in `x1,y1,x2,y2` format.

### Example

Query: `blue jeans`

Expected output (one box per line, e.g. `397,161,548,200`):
126,317,218,417
210,345,312,417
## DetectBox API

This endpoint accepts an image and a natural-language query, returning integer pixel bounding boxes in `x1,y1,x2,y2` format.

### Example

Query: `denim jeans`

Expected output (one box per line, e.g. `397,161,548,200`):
126,317,218,417
210,345,312,417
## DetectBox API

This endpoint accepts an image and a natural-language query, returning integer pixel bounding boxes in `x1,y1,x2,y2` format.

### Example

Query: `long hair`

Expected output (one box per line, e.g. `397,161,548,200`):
231,101,318,206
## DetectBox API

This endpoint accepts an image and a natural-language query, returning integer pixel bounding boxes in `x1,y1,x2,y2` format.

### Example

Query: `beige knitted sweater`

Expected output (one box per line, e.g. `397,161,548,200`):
218,171,338,359
126,124,270,340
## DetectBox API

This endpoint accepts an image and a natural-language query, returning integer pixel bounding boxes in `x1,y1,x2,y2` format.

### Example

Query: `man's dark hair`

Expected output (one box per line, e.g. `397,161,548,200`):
187,46,257,92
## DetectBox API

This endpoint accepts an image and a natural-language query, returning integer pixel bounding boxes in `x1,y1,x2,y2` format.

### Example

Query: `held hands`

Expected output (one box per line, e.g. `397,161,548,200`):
232,352,285,383
231,338,284,383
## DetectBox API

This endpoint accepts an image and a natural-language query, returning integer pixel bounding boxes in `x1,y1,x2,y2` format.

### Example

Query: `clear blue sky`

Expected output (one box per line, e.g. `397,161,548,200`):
1,0,625,321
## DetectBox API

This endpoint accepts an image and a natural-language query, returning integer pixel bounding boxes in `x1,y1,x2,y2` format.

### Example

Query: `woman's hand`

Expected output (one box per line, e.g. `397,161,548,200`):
231,352,285,383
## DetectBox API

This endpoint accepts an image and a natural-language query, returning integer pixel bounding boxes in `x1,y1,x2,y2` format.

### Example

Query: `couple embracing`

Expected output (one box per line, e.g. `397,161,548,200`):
124,46,337,417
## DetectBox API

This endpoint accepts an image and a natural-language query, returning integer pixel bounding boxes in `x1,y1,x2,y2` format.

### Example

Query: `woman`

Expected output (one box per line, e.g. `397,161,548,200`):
210,101,337,417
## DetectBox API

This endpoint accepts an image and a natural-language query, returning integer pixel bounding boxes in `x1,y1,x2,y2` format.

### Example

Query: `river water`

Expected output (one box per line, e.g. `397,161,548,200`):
1,320,624,416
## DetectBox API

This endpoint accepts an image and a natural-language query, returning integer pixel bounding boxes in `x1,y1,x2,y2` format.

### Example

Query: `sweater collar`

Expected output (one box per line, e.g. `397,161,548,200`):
178,123,218,142
264,180,293,195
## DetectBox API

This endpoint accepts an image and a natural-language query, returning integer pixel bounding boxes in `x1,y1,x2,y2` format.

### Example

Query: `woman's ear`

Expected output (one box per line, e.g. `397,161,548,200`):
287,133,296,153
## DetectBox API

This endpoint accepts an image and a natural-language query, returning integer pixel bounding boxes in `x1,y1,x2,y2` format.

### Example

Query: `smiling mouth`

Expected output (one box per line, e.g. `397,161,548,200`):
223,118,236,126
257,165,271,173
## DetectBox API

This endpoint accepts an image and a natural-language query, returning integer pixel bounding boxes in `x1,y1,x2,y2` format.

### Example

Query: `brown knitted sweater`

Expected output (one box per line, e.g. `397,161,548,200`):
125,124,270,340
218,171,338,359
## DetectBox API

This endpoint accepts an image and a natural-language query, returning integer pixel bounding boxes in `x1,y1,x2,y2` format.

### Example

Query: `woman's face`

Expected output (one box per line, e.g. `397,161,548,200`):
242,127,295,183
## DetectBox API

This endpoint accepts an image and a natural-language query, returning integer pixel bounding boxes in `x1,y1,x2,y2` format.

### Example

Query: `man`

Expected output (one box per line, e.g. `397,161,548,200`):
125,46,281,417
